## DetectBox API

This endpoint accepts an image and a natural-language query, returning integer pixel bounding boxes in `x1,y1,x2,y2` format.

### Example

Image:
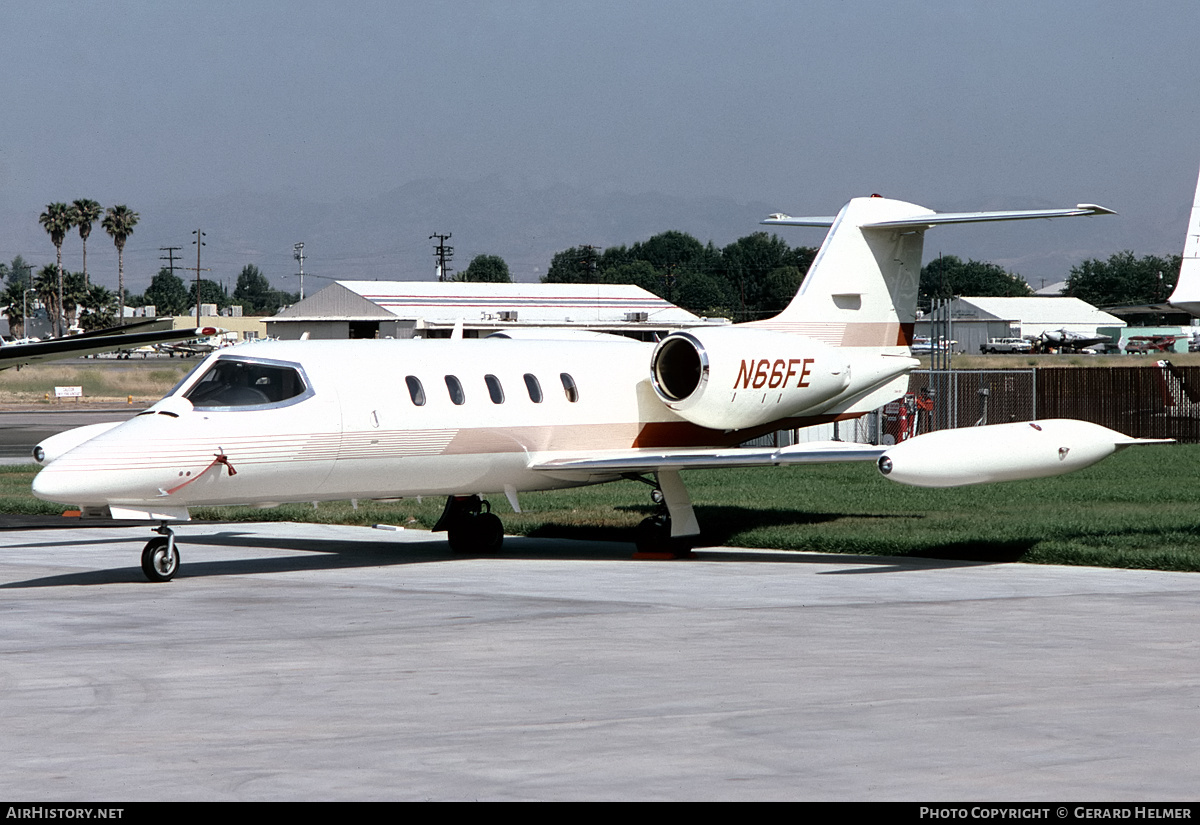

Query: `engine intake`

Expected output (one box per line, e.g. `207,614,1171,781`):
652,332,708,401
650,328,851,430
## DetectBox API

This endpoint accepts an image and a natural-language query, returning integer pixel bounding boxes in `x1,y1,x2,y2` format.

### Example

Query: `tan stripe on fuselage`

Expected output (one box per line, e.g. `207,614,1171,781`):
749,320,914,347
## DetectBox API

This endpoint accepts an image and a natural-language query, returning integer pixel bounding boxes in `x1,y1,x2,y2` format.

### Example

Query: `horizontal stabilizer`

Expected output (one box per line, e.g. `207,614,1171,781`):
763,204,1114,231
761,213,837,227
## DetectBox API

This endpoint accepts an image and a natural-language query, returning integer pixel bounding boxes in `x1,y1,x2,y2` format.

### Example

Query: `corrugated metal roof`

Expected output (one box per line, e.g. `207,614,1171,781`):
952,296,1125,326
277,281,702,324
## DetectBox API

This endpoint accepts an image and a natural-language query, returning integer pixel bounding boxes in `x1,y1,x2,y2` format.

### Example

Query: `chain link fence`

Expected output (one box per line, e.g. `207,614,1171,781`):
748,364,1200,446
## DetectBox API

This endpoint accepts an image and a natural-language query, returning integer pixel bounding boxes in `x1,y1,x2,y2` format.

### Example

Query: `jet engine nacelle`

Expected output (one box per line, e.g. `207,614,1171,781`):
650,328,851,430
877,419,1152,487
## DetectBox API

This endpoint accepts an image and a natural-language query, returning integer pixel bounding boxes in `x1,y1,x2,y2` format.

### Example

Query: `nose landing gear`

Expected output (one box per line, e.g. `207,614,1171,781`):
141,524,180,582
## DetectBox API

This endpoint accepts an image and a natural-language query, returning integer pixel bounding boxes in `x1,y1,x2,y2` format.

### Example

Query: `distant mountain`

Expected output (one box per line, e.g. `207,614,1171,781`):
0,177,1160,297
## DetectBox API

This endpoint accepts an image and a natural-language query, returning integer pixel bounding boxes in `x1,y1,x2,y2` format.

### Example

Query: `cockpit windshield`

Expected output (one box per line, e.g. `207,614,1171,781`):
183,358,309,408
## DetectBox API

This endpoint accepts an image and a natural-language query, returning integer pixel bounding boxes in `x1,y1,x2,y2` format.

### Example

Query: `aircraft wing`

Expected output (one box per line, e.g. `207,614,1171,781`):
531,440,885,477
0,326,221,370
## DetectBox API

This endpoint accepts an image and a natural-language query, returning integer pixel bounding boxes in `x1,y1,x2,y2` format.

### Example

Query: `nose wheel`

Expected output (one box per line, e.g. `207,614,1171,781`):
141,526,180,582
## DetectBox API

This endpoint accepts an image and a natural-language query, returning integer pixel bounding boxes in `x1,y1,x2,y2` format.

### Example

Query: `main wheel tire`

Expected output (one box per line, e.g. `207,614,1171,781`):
141,536,179,582
634,515,696,557
474,512,504,554
447,513,505,555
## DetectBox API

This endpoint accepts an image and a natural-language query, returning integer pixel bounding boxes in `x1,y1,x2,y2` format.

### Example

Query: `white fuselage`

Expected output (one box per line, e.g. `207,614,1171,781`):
31,335,905,516
29,337,842,513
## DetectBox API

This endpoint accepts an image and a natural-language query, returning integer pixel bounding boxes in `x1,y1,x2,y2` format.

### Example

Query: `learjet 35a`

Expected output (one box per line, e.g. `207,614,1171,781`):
31,192,1161,581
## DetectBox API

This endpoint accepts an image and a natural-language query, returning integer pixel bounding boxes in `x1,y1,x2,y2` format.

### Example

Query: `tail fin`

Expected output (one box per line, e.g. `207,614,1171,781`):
753,195,930,350
1166,165,1200,315
756,197,1114,350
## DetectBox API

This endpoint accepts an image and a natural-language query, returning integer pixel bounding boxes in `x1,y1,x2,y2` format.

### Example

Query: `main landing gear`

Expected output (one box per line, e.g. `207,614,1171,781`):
434,495,505,554
627,470,700,559
141,523,180,582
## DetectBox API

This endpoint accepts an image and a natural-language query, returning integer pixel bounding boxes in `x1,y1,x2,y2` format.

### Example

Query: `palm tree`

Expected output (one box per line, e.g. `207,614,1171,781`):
2,278,27,337
72,199,103,288
34,264,61,333
79,284,117,331
39,202,74,336
102,205,138,322
62,271,88,330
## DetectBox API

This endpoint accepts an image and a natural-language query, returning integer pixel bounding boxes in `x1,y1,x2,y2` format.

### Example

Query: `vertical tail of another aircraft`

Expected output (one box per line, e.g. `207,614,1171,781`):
1166,164,1200,316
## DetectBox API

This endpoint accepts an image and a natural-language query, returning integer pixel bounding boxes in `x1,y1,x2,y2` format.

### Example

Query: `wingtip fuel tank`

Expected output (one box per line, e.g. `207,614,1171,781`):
877,419,1169,488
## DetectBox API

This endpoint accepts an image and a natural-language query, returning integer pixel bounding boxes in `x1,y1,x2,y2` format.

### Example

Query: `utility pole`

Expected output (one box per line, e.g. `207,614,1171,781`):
159,246,182,277
157,246,182,318
580,245,600,282
294,242,306,300
430,233,453,281
187,229,211,323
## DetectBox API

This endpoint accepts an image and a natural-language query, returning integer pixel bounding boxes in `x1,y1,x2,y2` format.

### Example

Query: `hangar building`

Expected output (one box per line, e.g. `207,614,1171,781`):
264,281,728,340
917,296,1128,353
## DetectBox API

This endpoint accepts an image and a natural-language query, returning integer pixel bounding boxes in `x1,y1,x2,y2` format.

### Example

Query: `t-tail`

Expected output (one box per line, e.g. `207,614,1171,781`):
648,193,1113,431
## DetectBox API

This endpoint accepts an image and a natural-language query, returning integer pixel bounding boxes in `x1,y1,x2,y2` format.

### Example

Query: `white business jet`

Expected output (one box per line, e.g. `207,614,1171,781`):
32,192,1157,581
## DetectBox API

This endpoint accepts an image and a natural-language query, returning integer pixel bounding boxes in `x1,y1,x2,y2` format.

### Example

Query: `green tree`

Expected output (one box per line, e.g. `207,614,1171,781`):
34,264,61,332
1062,250,1182,309
672,269,735,318
233,264,275,314
919,255,1033,312
457,254,512,283
61,271,88,329
144,269,188,316
39,202,74,336
757,265,806,317
542,231,815,321
544,246,602,283
102,205,138,321
78,284,117,331
7,256,32,290
188,278,230,314
2,278,28,337
71,199,103,288
719,232,814,321
599,259,660,292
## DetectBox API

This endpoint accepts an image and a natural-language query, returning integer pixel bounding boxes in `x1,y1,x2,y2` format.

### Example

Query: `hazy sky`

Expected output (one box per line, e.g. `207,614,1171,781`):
3,1,1199,291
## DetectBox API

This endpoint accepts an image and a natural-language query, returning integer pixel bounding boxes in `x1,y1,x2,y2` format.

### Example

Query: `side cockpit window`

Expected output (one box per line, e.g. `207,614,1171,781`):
184,359,308,408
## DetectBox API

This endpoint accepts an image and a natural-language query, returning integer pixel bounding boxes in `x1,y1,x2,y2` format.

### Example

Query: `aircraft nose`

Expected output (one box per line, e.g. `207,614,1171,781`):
31,460,102,505
32,463,75,503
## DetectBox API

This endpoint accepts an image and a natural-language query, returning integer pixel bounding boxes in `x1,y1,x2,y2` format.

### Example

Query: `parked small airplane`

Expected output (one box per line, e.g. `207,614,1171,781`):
1038,328,1112,352
32,193,1161,581
154,330,239,358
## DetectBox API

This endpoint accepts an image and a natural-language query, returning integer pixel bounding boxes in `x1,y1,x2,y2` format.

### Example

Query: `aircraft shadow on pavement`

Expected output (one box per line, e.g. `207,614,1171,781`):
0,514,1014,587
532,504,1035,567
